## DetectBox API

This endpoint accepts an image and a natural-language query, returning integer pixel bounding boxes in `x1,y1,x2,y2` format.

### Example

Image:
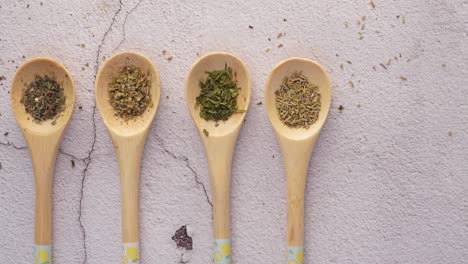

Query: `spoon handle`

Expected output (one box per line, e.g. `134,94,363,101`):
114,138,146,264
205,139,235,264
279,137,317,264
27,135,60,264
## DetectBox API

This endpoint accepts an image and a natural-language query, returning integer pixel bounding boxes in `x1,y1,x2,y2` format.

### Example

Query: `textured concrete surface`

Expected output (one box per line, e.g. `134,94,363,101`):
1,0,467,263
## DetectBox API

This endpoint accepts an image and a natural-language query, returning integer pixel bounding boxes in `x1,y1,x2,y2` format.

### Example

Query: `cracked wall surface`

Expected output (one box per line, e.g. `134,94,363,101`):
1,0,467,263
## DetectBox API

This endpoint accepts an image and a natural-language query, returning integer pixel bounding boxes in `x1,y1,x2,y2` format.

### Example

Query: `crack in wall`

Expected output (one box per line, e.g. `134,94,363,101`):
78,1,124,263
155,135,213,209
114,0,144,52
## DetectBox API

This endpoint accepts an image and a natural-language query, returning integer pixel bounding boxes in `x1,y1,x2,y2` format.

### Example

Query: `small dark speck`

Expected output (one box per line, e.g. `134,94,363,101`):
26,4,30,8
278,44,283,48
22,55,26,59
248,25,254,29
338,105,344,112
268,38,271,41
0,162,2,170
40,2,43,6
71,160,75,168
166,95,169,99
272,155,275,158
78,106,82,110
28,17,31,20
256,101,262,105
0,76,6,81
283,18,287,22
4,132,8,136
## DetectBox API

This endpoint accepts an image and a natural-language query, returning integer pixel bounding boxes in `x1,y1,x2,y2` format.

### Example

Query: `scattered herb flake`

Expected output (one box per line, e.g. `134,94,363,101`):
346,60,352,64
340,64,344,70
0,76,5,81
248,25,254,29
338,105,344,112
277,32,284,38
348,80,354,88
386,58,391,65
370,0,375,8
167,56,173,61
400,76,407,81
379,63,387,70
4,132,8,136
71,160,75,168
203,129,209,137
448,131,453,136
265,48,270,52
257,101,262,105
162,50,167,55
278,44,283,48
344,21,349,28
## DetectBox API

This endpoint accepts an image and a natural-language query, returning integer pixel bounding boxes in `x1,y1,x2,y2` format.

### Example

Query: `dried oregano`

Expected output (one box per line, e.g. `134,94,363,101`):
21,75,66,123
195,64,241,121
109,66,152,120
275,72,321,128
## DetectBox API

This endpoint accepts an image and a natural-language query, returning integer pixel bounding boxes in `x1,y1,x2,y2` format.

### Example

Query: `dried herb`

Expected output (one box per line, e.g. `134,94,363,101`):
109,66,152,120
21,75,66,122
71,160,75,168
338,105,344,112
195,64,241,121
370,0,375,8
0,76,6,81
278,44,283,48
256,101,262,105
400,76,408,81
248,25,254,29
167,56,173,61
203,129,209,137
275,72,321,129
172,226,193,251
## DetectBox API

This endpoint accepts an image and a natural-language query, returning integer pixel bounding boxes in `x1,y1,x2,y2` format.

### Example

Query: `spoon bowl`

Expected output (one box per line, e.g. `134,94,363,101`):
265,57,331,264
11,57,75,134
186,52,251,137
11,57,75,263
95,51,160,137
186,52,251,264
95,51,160,264
265,57,331,141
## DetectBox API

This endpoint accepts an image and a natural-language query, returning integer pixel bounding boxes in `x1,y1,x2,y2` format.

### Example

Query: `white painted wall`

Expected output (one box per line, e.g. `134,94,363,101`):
0,0,467,263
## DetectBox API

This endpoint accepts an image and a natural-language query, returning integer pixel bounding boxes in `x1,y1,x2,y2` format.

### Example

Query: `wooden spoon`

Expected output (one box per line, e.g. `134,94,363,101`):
95,51,160,264
185,52,251,264
265,58,331,264
11,57,75,263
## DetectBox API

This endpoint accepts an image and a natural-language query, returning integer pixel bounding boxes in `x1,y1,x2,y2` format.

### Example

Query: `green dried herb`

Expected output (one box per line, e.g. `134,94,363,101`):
109,66,152,120
21,75,66,122
195,64,241,121
275,72,321,129
203,129,209,137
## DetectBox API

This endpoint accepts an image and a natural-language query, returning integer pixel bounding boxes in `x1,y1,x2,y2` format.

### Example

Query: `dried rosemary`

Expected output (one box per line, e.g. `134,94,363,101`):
109,66,152,120
275,72,321,129
21,75,66,123
195,64,241,121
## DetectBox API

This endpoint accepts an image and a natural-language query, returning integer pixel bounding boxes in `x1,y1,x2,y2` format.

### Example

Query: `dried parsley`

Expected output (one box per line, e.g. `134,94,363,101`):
109,66,152,120
195,64,241,121
275,73,321,129
21,75,66,122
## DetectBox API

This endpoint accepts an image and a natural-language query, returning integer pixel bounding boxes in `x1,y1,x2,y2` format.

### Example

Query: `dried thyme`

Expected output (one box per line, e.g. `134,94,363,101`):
21,75,66,123
109,66,152,120
275,72,321,129
195,64,241,121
